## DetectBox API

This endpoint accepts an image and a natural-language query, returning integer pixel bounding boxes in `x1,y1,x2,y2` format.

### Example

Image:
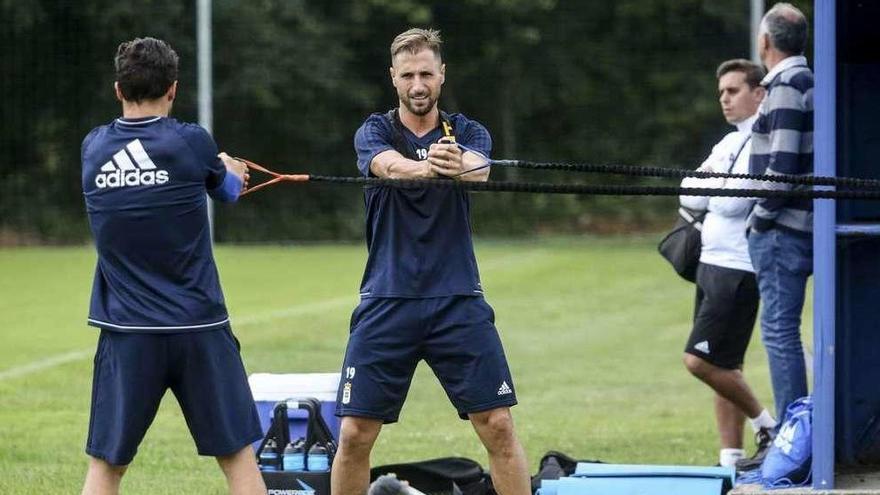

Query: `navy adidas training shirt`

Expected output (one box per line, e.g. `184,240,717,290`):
354,112,492,298
81,116,235,332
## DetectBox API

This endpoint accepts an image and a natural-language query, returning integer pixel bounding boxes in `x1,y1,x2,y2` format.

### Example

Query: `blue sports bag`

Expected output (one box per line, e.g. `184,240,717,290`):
760,396,813,488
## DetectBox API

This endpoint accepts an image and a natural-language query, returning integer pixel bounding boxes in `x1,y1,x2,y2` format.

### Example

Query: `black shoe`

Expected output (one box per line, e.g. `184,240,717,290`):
735,427,776,472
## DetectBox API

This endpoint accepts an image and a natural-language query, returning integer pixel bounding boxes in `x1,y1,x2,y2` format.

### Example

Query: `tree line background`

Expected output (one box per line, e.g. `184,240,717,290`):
0,0,812,244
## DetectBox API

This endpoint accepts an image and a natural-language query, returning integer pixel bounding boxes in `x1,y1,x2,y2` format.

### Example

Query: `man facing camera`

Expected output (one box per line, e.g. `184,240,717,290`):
331,28,530,495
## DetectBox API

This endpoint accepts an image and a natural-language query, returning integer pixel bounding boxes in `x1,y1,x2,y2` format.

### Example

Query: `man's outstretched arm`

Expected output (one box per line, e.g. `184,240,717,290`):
370,149,437,179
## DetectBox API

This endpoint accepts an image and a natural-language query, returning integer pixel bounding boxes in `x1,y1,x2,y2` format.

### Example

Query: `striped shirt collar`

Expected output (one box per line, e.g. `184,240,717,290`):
761,55,808,86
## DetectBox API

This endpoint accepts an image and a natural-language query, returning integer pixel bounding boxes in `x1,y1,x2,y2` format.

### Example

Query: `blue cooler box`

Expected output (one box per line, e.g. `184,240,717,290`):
248,373,341,450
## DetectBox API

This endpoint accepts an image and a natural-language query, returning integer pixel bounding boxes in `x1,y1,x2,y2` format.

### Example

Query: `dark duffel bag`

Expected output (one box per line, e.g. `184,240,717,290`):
371,457,490,495
658,207,706,283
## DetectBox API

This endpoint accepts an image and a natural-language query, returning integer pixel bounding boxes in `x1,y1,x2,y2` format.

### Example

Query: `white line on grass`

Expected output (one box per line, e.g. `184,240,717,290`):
232,296,354,326
0,251,539,382
0,349,94,381
0,296,355,382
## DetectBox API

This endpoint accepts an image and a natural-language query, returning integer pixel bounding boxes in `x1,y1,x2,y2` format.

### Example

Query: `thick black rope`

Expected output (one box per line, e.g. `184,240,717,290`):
489,159,880,190
308,175,880,200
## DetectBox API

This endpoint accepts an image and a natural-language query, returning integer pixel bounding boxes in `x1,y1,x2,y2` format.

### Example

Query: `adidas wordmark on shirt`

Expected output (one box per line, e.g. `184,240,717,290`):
94,139,169,188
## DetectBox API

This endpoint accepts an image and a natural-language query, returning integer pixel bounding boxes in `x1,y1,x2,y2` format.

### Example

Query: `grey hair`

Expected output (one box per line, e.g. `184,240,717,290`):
761,2,808,55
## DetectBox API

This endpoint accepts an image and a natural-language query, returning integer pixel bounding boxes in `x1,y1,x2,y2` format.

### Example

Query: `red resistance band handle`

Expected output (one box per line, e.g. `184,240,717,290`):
235,158,310,196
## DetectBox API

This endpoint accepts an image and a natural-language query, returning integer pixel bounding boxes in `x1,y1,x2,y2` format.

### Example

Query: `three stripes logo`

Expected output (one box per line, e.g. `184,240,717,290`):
95,139,169,189
497,381,513,396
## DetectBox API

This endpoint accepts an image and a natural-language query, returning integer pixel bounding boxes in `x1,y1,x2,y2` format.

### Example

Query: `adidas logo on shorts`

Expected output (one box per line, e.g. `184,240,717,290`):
95,139,169,189
694,340,711,354
497,381,513,396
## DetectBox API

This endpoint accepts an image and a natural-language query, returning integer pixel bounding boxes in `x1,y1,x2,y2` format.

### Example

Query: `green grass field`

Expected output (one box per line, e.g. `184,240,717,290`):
0,237,812,494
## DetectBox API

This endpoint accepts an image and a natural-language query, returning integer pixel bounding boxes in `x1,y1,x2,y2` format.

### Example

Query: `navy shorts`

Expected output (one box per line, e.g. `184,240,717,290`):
335,296,517,423
86,327,263,465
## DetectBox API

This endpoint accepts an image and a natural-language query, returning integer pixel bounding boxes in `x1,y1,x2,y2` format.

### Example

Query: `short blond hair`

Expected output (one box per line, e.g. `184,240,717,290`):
390,28,442,60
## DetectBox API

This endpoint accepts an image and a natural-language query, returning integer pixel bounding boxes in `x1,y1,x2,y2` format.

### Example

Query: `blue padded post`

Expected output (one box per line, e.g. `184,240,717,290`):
812,0,836,489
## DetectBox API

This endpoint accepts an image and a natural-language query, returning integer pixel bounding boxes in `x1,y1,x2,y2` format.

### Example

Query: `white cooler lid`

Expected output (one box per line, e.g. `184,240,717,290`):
248,372,340,402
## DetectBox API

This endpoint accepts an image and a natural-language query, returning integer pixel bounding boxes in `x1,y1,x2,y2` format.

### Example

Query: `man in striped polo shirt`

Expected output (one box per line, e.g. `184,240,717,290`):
748,3,813,425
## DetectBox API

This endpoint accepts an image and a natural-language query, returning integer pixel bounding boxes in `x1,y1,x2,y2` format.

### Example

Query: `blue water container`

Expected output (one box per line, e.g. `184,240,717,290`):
283,438,306,471
306,442,330,471
259,439,280,471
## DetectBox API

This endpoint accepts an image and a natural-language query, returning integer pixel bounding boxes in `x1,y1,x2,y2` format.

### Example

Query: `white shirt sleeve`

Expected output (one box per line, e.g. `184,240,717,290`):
679,140,727,211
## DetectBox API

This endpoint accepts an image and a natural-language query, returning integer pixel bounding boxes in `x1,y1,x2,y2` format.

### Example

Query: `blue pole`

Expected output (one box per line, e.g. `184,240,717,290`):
813,0,836,489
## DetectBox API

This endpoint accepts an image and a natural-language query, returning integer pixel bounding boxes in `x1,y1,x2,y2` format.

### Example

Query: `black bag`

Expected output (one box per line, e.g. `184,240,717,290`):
659,136,750,283
371,457,491,495
530,451,603,494
657,207,706,283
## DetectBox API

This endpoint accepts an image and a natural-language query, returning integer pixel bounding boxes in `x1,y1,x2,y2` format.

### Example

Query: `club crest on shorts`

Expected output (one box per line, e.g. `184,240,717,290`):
342,381,352,404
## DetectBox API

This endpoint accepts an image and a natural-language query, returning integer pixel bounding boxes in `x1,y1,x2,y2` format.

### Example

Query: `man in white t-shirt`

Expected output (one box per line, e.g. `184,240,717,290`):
679,59,778,469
